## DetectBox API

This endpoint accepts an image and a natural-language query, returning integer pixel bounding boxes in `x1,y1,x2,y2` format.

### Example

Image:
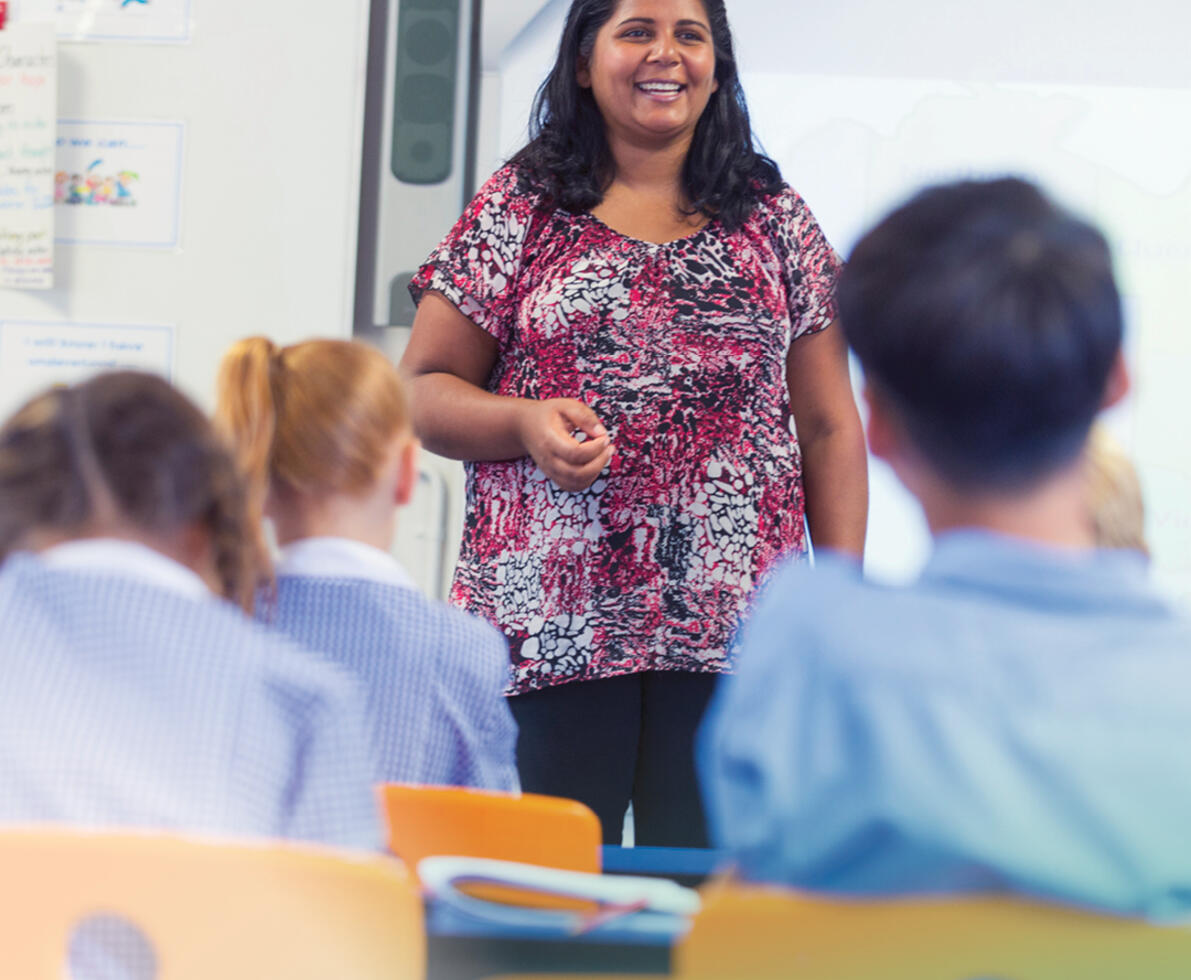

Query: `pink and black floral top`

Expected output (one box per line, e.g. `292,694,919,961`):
411,164,841,695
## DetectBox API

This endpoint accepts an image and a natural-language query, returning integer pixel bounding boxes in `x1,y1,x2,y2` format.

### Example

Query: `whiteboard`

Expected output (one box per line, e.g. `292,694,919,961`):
487,0,1191,602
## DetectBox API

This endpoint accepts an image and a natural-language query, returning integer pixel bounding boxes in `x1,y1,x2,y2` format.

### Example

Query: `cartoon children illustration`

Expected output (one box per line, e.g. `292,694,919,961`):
67,175,86,205
114,171,139,206
54,172,68,204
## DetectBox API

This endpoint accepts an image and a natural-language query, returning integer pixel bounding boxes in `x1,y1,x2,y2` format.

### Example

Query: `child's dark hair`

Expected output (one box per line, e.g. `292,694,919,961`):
509,0,783,231
838,177,1122,489
0,371,266,609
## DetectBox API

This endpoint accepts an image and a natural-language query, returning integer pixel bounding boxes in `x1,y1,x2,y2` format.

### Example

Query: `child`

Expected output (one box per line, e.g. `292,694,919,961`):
215,337,518,790
699,179,1191,919
1084,423,1149,555
0,371,380,848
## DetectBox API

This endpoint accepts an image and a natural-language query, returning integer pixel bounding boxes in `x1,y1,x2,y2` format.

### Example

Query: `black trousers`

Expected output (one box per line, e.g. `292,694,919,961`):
508,671,720,847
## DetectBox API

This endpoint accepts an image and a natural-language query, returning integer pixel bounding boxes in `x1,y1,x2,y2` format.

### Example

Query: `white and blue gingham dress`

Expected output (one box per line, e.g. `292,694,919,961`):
267,538,518,791
0,551,382,849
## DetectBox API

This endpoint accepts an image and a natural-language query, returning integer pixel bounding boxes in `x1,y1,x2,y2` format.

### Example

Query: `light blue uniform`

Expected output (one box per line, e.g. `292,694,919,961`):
0,549,382,851
266,538,518,791
700,531,1191,919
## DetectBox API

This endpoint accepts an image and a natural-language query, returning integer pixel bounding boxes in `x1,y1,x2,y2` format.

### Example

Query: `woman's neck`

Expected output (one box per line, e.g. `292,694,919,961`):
604,129,691,201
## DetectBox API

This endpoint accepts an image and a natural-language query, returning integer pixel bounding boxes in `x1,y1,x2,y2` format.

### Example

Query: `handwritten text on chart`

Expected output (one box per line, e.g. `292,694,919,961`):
0,23,56,290
0,322,176,421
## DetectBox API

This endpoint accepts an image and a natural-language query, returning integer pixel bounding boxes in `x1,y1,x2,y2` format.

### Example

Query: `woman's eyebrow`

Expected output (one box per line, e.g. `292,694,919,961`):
615,17,711,30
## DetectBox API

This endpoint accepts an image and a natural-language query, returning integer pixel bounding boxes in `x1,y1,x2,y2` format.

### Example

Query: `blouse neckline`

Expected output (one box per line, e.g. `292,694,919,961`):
579,209,718,249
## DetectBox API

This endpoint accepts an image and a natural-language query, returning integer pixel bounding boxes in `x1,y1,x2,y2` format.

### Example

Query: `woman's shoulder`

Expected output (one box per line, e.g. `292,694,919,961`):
746,181,818,226
471,162,551,214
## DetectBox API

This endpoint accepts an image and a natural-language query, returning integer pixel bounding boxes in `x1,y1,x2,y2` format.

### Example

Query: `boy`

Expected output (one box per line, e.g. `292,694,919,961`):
700,179,1191,918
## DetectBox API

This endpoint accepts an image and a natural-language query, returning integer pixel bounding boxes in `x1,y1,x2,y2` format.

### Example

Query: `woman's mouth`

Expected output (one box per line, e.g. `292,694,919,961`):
635,81,685,101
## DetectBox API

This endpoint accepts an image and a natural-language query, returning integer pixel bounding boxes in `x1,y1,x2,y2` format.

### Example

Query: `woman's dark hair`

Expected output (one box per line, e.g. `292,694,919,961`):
838,177,1123,490
0,371,268,610
510,0,782,231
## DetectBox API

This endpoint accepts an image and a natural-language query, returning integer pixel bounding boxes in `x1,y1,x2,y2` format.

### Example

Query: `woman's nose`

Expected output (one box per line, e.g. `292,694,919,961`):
646,34,679,65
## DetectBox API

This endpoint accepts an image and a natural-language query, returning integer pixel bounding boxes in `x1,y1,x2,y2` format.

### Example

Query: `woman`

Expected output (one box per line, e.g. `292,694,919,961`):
216,337,518,791
401,0,868,845
0,371,380,848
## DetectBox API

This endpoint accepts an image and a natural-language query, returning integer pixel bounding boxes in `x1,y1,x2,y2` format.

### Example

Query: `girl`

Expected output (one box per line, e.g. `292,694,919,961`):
216,337,518,790
0,371,379,848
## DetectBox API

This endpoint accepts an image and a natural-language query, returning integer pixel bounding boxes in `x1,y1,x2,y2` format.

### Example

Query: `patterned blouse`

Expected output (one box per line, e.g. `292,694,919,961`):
411,164,841,696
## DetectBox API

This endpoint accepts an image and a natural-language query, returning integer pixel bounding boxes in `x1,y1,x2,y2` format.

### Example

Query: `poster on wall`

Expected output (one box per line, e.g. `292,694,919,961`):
54,120,184,249
55,0,191,44
0,319,174,420
0,21,57,290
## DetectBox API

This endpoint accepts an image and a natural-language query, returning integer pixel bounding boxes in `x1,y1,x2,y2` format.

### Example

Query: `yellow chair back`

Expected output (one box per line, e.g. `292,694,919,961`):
0,827,424,980
481,880,1191,979
677,879,1191,979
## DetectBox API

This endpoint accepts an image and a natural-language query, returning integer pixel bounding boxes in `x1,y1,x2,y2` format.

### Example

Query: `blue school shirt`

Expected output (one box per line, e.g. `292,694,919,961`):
265,537,519,791
0,543,382,851
699,530,1191,920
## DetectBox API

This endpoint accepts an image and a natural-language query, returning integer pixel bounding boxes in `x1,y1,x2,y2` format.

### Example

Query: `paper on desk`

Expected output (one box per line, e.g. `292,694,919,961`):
419,855,701,932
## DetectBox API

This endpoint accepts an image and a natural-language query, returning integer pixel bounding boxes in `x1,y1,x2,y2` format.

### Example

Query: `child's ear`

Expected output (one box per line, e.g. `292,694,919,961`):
862,383,894,464
1101,351,1130,409
394,436,420,508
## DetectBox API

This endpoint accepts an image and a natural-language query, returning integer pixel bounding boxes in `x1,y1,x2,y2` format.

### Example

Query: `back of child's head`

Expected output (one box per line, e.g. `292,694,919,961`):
838,177,1122,490
0,371,263,608
214,337,410,513
1084,424,1148,555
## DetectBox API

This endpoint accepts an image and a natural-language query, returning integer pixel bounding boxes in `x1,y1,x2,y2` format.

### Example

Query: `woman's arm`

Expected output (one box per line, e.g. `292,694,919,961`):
787,321,869,558
399,292,614,492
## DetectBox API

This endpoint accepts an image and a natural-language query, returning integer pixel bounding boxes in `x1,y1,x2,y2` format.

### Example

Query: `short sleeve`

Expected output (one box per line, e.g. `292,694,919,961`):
762,187,844,342
409,165,541,346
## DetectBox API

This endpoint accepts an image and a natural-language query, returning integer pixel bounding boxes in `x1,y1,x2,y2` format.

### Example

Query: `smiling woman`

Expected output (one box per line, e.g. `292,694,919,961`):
399,0,869,848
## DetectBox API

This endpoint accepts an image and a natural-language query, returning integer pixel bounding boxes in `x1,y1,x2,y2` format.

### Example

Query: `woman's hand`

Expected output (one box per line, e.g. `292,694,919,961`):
401,293,614,491
516,398,614,492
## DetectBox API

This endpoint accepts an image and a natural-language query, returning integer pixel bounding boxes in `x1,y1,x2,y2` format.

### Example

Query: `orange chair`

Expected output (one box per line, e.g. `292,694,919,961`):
0,827,424,980
379,785,603,909
378,785,602,873
484,878,1191,980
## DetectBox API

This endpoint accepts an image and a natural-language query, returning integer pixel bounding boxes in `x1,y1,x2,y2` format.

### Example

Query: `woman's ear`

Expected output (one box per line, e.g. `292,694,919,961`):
576,55,592,89
394,435,421,509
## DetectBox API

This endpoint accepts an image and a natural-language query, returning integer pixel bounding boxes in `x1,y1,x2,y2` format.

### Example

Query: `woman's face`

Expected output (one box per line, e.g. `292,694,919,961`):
577,0,719,151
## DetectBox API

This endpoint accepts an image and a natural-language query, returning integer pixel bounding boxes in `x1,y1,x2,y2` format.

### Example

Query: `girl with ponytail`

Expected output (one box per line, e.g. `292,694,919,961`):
215,336,518,791
0,371,380,847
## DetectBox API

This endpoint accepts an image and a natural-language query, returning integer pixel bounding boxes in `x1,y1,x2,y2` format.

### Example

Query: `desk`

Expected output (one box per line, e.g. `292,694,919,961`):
601,847,726,888
424,847,723,979
426,902,678,980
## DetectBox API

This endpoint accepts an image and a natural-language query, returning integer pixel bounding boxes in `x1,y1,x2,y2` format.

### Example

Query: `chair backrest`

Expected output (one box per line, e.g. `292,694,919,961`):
378,785,601,874
0,827,424,980
677,880,1191,980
